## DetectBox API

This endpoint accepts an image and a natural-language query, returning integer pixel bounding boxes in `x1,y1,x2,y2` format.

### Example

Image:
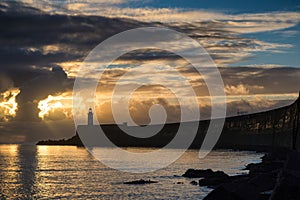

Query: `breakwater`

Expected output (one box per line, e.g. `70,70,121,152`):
37,92,300,151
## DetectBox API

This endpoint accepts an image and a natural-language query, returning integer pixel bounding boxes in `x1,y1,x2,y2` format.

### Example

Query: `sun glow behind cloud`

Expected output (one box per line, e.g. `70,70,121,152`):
38,92,73,120
36,86,299,124
0,88,20,121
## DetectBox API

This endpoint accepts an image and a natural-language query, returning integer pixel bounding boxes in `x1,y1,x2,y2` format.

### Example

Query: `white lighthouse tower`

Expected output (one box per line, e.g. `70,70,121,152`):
88,108,93,125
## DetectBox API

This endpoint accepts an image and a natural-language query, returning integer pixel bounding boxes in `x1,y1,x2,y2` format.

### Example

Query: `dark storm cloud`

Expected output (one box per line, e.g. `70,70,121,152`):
0,1,148,124
0,74,14,93
0,1,148,85
0,47,70,68
15,66,71,121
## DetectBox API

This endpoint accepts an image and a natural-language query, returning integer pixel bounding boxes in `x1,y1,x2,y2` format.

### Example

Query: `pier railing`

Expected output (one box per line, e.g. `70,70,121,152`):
221,92,300,150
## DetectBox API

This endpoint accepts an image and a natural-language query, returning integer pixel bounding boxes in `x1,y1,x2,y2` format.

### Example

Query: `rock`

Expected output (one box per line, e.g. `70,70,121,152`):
123,179,158,185
247,171,277,192
208,171,229,179
203,184,239,200
262,148,290,162
204,172,277,200
199,174,248,188
176,182,184,184
183,169,232,187
244,150,289,177
190,181,198,185
270,152,300,200
245,161,283,177
233,172,277,200
199,171,230,187
204,150,300,200
183,169,214,178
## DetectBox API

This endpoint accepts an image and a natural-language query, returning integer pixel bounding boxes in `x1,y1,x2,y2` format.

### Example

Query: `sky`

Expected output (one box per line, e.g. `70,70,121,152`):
0,0,300,143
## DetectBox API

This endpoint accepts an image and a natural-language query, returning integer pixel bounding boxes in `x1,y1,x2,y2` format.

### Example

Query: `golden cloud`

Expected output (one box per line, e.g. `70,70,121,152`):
0,88,20,121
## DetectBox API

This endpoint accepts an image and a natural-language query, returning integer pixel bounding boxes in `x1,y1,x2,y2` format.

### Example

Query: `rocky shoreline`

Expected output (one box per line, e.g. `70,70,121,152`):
182,148,300,200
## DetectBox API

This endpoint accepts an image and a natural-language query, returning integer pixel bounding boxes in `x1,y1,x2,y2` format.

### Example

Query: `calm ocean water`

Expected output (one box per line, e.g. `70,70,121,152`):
0,145,263,199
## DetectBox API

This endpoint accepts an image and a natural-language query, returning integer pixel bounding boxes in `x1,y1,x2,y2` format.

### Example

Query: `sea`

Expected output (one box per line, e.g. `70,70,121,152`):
0,145,263,199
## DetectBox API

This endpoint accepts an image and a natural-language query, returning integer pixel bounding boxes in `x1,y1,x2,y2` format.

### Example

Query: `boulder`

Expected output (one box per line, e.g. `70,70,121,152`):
204,172,277,200
190,181,198,185
203,184,240,200
183,169,214,178
245,161,283,177
123,179,158,185
199,171,230,187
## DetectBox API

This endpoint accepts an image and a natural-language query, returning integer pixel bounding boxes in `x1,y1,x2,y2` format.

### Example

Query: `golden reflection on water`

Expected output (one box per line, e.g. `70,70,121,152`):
37,145,49,156
3,145,19,171
0,145,92,199
0,145,38,199
0,145,263,199
0,145,19,199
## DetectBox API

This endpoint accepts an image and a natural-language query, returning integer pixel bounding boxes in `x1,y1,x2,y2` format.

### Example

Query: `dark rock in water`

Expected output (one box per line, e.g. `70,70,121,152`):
183,169,235,188
204,171,277,200
199,171,230,187
200,173,248,188
176,182,184,184
262,148,290,162
190,181,198,185
235,172,277,200
245,161,283,177
203,184,239,200
182,169,214,178
123,179,158,185
243,149,288,177
183,169,232,187
208,171,229,179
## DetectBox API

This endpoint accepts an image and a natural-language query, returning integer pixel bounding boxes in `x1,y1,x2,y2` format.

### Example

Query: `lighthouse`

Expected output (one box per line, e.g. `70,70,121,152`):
88,108,93,125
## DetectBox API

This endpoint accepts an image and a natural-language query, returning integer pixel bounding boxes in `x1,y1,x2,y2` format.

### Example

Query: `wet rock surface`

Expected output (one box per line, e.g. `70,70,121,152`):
203,149,300,200
123,179,158,185
182,169,215,178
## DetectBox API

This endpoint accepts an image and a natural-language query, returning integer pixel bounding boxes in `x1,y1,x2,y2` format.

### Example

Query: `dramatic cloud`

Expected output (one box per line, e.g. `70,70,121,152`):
15,66,72,122
18,0,300,34
0,88,20,121
225,84,249,95
38,92,73,120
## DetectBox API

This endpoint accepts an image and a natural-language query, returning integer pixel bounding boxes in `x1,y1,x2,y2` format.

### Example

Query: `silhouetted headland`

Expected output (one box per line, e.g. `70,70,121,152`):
37,92,300,151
